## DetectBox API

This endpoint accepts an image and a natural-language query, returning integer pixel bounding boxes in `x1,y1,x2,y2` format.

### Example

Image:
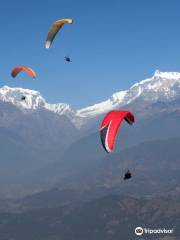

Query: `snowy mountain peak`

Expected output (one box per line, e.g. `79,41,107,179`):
0,86,72,115
45,103,76,117
129,70,180,102
132,70,180,89
0,86,46,110
78,90,127,117
1,70,180,128
153,69,180,79
78,70,180,119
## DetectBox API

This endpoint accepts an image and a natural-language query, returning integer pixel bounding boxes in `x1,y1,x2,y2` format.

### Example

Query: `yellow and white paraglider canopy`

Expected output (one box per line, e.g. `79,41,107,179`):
45,18,73,49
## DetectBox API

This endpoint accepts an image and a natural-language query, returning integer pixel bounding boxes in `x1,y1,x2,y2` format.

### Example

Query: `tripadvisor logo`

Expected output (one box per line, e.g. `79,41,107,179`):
135,227,143,236
135,226,174,236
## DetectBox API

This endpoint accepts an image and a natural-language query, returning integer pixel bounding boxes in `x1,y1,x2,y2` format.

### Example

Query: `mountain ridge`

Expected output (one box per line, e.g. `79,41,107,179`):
1,70,180,127
1,71,180,197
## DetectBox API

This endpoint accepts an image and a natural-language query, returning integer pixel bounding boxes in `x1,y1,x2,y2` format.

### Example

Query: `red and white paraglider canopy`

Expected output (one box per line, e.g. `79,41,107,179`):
100,110,135,153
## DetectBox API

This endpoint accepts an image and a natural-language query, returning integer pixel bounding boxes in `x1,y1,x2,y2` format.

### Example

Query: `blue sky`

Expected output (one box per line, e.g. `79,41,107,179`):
1,0,180,108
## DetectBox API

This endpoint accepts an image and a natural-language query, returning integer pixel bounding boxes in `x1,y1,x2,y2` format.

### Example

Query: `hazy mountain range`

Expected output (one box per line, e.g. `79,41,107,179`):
0,70,180,239
0,70,180,197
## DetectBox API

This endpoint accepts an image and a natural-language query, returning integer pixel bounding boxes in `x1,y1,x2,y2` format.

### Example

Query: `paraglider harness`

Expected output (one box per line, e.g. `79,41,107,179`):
21,96,26,101
123,170,132,180
65,56,71,62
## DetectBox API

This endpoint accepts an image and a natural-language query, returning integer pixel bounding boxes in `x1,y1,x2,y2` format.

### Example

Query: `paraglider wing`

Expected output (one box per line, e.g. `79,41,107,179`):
100,110,135,153
45,18,73,49
11,66,36,79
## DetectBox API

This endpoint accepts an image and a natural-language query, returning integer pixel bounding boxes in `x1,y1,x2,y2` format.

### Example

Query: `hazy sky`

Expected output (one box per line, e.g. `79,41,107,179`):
1,0,180,108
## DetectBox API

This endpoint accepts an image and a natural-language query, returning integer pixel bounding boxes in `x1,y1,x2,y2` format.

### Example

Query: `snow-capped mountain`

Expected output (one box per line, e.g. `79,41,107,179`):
0,86,75,115
78,70,180,117
1,70,180,128
0,86,46,110
1,70,180,197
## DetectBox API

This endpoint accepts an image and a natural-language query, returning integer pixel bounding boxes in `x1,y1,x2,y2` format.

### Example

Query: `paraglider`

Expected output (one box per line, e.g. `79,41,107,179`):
65,56,71,62
100,110,135,153
45,18,73,49
21,96,26,101
123,169,132,180
11,66,36,79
